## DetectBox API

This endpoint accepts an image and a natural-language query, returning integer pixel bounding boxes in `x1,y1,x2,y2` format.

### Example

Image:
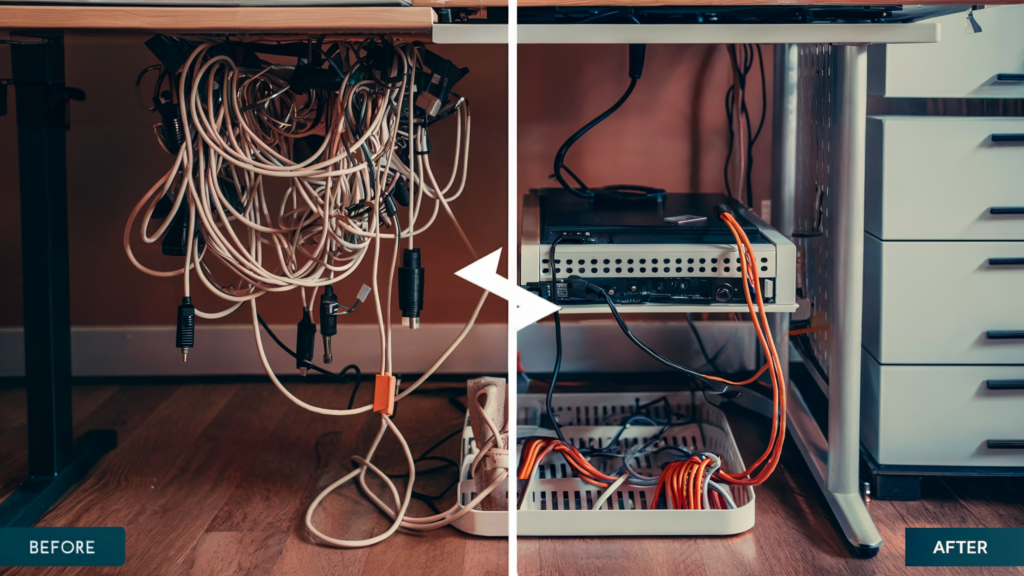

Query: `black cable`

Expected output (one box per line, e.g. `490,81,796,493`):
723,83,736,201
447,390,467,413
0,38,53,45
576,8,642,24
598,292,710,386
553,78,638,199
410,478,460,513
545,234,571,443
745,45,767,206
419,426,464,461
255,314,362,408
386,456,460,479
686,313,726,374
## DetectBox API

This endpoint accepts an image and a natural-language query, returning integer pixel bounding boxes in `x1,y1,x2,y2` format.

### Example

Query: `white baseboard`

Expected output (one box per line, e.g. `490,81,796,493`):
517,320,757,375
0,321,757,379
0,324,506,378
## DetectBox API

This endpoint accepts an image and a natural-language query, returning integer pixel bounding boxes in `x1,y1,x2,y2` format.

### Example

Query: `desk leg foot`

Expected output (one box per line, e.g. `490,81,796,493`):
0,430,117,527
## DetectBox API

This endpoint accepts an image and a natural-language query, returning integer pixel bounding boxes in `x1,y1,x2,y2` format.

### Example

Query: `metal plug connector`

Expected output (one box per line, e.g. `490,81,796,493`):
319,286,338,364
398,248,424,330
296,307,316,375
175,297,195,363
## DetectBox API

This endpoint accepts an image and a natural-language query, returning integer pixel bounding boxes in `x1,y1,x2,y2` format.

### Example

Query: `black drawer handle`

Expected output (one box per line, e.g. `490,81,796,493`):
988,440,1024,450
987,331,1024,340
996,74,1024,82
990,207,1024,215
987,379,1024,390
992,133,1024,142
989,258,1024,266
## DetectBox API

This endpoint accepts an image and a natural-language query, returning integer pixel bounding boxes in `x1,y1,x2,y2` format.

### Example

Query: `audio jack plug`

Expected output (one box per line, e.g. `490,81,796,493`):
175,297,195,362
319,286,338,364
318,284,372,363
296,307,316,376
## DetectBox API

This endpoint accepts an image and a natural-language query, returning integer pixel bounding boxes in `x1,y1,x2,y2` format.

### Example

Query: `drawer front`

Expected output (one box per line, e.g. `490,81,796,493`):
863,236,1024,364
868,5,1024,98
861,353,1024,467
866,116,1024,241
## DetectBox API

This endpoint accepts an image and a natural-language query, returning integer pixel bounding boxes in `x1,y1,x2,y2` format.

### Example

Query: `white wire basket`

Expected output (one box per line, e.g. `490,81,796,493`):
450,414,508,537
517,391,755,537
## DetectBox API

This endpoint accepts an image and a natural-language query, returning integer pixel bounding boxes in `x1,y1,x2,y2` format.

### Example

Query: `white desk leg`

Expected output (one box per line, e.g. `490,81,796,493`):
769,43,798,383
772,43,883,557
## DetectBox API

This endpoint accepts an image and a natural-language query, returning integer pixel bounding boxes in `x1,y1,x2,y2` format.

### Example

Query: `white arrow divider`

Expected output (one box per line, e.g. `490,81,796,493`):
455,249,560,332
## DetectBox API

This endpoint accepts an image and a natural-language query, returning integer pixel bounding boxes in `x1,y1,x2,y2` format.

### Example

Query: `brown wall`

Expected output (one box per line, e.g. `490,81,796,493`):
517,44,773,232
0,37,507,327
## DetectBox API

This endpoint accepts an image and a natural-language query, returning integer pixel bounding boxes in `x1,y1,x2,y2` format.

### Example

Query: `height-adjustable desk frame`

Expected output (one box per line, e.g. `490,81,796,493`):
518,20,941,556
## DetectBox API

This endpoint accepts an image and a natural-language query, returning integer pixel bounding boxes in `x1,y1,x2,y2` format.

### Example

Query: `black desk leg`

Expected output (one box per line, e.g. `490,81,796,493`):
0,32,116,528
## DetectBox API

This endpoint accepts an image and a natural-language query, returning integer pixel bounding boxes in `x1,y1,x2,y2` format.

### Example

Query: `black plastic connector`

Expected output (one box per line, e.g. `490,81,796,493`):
566,275,605,299
287,65,343,95
319,286,338,364
144,35,193,75
383,195,399,218
713,203,734,219
162,204,204,257
393,178,410,207
175,297,195,362
398,248,425,329
296,307,316,375
152,194,175,220
628,44,646,79
414,46,469,117
155,99,184,155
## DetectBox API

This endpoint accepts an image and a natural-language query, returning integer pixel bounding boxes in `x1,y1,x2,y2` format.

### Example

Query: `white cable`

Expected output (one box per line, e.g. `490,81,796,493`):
125,38,494,548
593,472,629,511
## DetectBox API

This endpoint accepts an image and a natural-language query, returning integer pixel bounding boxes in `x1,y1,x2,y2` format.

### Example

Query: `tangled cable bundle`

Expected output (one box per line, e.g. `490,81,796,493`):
124,36,504,547
519,205,786,511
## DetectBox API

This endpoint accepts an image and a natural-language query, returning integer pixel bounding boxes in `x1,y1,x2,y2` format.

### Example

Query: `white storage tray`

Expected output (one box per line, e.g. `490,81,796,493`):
517,392,755,537
450,415,508,537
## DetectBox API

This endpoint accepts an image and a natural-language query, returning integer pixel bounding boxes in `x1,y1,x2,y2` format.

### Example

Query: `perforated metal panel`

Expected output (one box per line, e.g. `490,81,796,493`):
793,44,834,377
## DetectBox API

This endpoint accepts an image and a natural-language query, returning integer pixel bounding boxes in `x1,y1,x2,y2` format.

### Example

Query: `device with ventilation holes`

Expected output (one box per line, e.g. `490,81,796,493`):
520,188,797,313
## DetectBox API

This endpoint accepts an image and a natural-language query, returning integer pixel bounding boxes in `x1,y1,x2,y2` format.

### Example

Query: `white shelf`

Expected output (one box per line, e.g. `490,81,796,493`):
555,302,799,314
432,23,507,44
518,22,940,45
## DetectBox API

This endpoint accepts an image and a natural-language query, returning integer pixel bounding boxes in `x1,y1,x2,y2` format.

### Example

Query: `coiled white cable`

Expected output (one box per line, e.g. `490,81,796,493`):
125,37,504,548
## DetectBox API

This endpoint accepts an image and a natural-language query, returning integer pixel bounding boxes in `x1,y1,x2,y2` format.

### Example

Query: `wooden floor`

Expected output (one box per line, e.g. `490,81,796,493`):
0,381,507,576
518,394,1024,576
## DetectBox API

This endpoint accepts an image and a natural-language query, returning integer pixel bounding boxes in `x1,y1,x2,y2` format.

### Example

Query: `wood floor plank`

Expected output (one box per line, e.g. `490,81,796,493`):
0,385,121,502
0,381,507,576
268,382,507,576
186,531,290,576
200,384,362,576
0,384,244,576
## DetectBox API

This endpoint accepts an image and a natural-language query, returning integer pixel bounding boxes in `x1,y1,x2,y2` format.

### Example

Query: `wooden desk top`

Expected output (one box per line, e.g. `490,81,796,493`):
0,5,437,34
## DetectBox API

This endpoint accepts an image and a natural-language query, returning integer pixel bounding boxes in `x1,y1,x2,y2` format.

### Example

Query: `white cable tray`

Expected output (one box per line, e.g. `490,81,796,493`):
517,391,755,537
450,417,508,537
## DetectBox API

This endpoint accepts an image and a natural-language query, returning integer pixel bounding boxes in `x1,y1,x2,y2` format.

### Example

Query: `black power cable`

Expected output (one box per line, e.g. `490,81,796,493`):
256,315,362,409
545,234,571,443
562,275,730,395
552,44,646,199
723,44,767,208
686,313,727,374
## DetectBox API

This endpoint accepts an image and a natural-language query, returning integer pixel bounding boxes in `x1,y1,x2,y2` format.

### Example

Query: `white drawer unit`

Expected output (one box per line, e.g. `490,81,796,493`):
861,352,1024,467
866,116,1024,241
863,235,1024,365
868,5,1024,99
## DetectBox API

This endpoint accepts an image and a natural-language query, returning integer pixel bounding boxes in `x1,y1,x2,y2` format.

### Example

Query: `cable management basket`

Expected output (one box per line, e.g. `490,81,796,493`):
517,391,755,536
